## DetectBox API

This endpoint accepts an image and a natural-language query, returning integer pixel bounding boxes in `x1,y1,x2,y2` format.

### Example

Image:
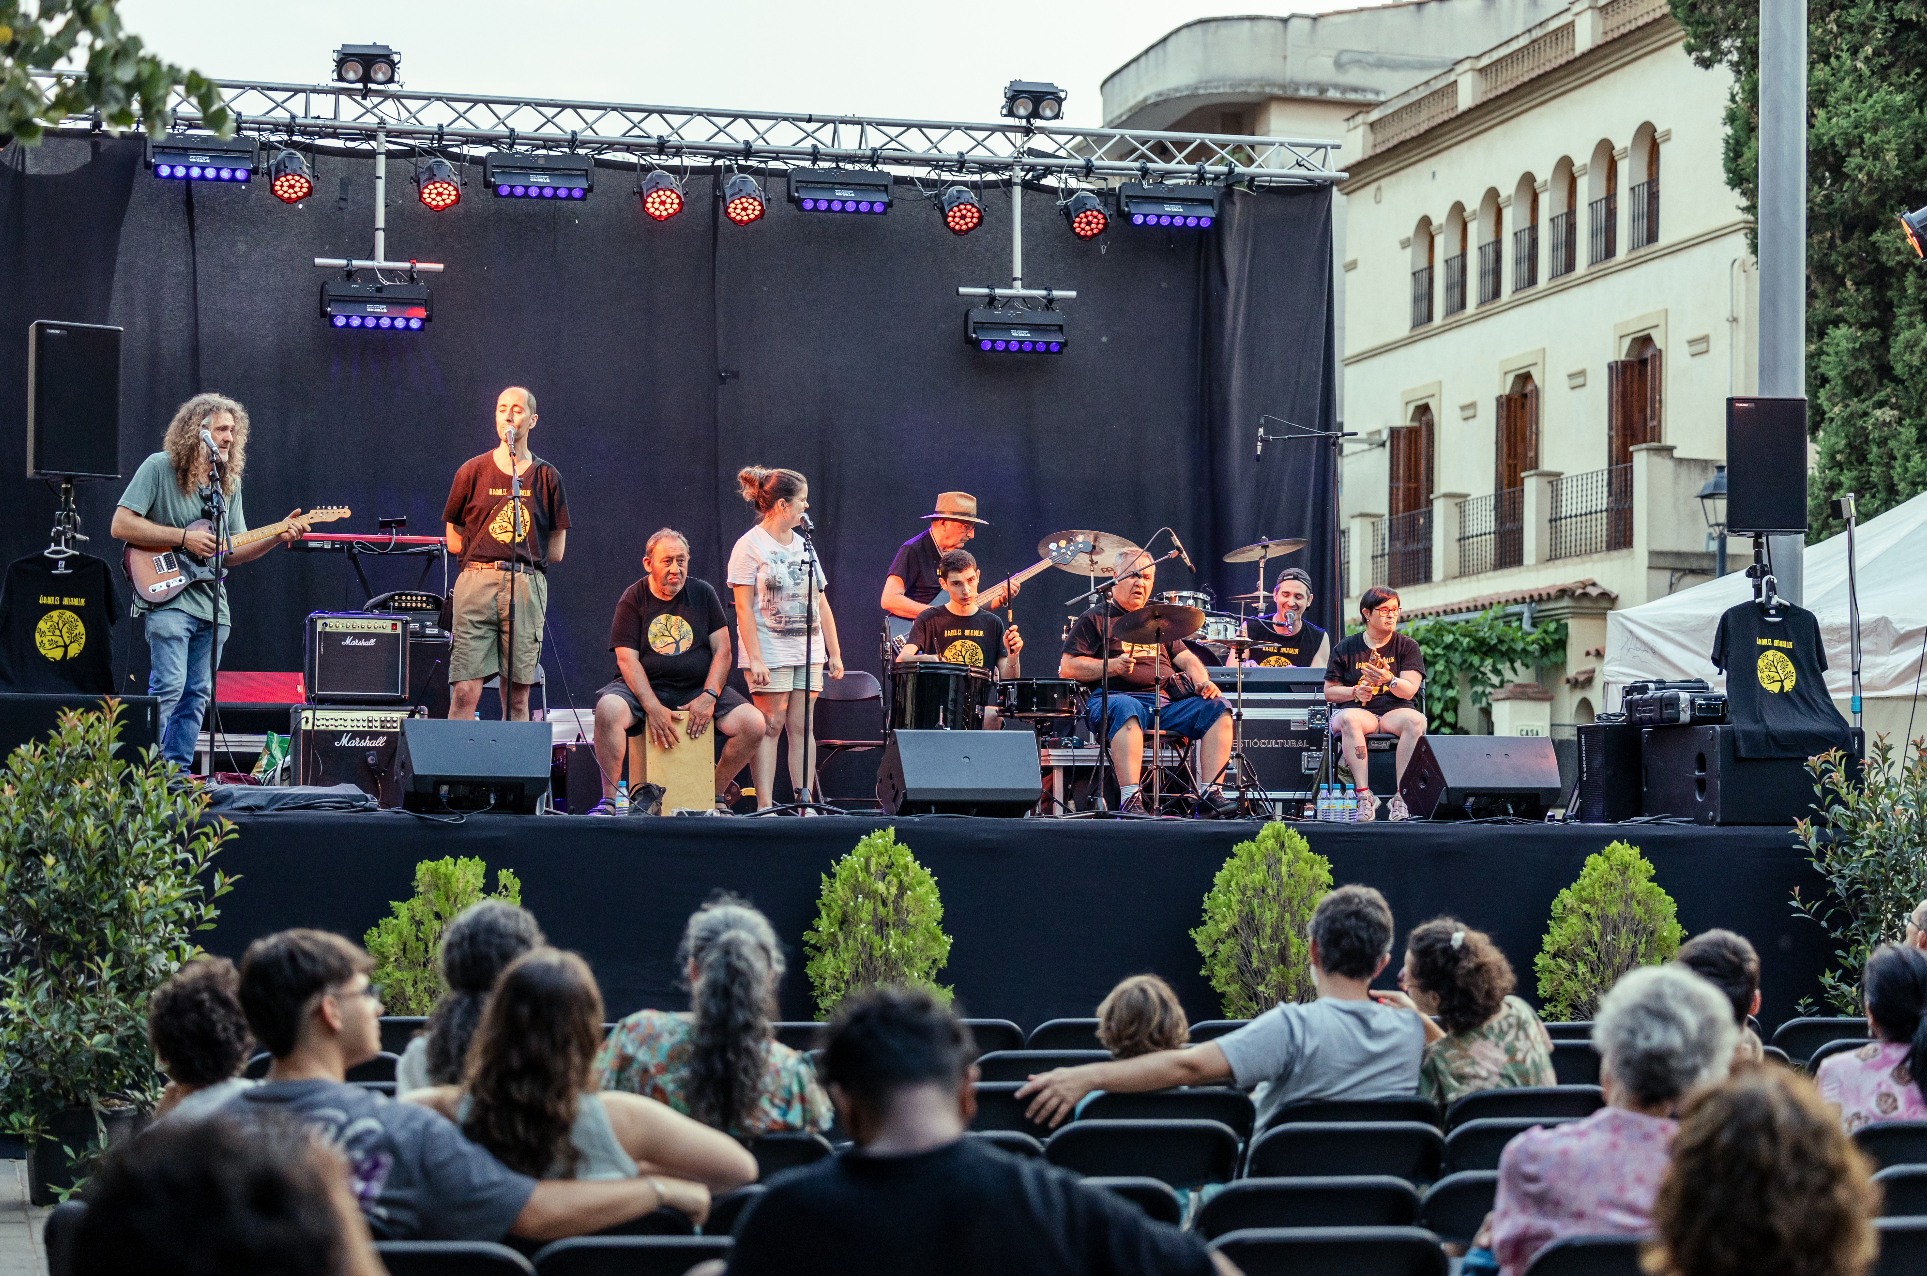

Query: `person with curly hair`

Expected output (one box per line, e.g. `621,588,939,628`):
1645,1068,1880,1276
1370,917,1555,1107
1815,943,1927,1131
595,895,832,1138
396,900,546,1093
149,956,259,1120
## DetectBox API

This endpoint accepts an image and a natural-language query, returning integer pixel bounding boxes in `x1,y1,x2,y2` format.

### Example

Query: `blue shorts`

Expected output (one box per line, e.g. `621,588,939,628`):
1085,690,1229,743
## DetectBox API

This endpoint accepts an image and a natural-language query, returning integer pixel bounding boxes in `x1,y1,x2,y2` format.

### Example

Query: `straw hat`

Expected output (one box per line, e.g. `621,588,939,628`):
921,492,990,525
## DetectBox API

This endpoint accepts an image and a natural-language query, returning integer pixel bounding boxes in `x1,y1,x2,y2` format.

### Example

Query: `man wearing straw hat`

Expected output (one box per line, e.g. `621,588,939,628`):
880,492,1009,622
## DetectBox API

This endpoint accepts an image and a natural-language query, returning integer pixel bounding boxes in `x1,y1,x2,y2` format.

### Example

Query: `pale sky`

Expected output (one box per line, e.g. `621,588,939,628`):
117,0,1394,129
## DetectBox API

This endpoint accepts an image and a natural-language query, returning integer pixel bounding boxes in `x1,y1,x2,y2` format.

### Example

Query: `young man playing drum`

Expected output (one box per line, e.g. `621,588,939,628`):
896,550,1022,727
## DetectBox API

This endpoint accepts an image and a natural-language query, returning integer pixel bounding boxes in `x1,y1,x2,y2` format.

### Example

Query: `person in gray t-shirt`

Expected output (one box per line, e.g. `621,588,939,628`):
1018,886,1423,1129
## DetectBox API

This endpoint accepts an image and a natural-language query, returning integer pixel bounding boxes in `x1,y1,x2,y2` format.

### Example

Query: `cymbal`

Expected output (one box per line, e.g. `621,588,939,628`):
1223,536,1306,563
1039,530,1140,576
1109,603,1205,645
1225,590,1269,602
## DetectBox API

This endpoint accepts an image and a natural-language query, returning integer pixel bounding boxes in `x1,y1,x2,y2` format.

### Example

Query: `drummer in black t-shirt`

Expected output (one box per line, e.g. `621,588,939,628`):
898,549,1023,727
1242,567,1330,668
1325,585,1426,822
588,529,767,816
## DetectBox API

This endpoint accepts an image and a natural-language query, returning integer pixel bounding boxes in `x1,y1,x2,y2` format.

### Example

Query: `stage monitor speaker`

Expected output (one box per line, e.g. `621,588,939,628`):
27,320,121,480
878,730,1042,816
305,612,409,704
1640,724,1860,825
395,718,552,814
290,705,411,807
1576,722,1642,822
0,692,158,759
1398,735,1563,820
1726,397,1808,535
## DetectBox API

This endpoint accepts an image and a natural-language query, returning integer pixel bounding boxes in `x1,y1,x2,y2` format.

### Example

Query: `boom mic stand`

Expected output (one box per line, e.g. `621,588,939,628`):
1258,414,1355,638
752,514,843,817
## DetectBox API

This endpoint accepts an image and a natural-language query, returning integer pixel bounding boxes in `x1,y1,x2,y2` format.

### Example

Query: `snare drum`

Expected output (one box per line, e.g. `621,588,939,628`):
1198,611,1242,644
1154,590,1215,611
890,662,995,730
998,679,1082,720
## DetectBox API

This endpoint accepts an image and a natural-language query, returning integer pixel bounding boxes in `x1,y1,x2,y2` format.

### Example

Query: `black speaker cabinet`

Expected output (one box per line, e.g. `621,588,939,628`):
1576,722,1643,822
1640,724,1857,825
395,718,551,814
1398,735,1564,820
290,705,411,807
1726,397,1809,535
878,729,1042,816
305,612,409,704
0,692,158,758
27,320,121,480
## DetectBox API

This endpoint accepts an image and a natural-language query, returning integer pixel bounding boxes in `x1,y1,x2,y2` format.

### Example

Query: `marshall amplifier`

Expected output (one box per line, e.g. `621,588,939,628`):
290,705,412,806
305,612,408,704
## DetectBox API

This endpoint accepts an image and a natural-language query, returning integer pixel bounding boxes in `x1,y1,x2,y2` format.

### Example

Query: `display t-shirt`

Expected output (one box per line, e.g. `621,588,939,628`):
1215,997,1426,1132
888,530,944,606
1711,600,1853,759
727,524,828,669
0,554,118,694
1244,616,1328,667
1326,631,1425,716
727,1136,1215,1276
441,453,571,569
907,604,1007,673
116,450,248,623
609,578,730,706
1063,601,1189,696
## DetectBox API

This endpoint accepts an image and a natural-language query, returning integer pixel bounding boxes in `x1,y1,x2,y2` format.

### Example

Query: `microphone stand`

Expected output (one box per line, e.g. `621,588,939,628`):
1259,414,1355,639
753,514,843,816
204,443,228,777
505,426,521,722
1061,551,1177,818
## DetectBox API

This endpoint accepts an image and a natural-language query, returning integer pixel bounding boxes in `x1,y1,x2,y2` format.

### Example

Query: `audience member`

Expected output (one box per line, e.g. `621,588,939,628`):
1905,898,1927,951
148,956,258,1120
1019,885,1422,1129
1646,1068,1880,1276
1096,974,1190,1059
1486,964,1737,1276
722,987,1240,1276
232,928,690,1241
1815,943,1927,1130
73,1115,384,1276
404,947,755,1195
396,899,545,1092
1674,928,1765,1066
596,895,831,1138
1369,918,1555,1107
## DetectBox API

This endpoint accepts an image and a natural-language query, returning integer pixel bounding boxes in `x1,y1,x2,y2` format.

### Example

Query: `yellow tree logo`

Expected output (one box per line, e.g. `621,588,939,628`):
34,609,86,661
1757,649,1797,693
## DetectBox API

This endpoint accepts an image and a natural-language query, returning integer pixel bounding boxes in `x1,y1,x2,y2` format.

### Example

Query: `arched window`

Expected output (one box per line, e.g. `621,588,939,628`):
1606,334,1661,549
1477,188,1503,304
1630,123,1660,248
1411,217,1435,328
1391,402,1435,518
1548,157,1577,278
1513,173,1540,290
1443,203,1468,315
1588,139,1618,264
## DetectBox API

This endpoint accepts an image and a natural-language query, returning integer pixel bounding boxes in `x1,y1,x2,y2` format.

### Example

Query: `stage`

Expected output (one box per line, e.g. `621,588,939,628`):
197,812,1829,1033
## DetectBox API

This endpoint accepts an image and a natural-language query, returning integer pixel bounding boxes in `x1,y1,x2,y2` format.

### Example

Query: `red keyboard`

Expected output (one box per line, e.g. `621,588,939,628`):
300,532,447,545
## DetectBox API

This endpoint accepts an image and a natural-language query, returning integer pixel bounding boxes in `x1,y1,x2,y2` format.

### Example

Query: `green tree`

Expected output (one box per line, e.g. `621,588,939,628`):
804,828,952,1017
1,0,232,144
1669,0,1927,538
1535,840,1685,1020
364,857,521,1016
1192,822,1332,1018
1401,607,1568,734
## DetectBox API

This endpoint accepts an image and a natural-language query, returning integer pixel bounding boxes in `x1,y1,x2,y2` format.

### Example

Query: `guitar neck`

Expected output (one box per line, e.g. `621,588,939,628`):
226,520,296,550
981,557,1054,604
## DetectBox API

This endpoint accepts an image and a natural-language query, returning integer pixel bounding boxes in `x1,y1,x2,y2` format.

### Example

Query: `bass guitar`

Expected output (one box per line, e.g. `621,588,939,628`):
977,535,1096,610
123,507,351,603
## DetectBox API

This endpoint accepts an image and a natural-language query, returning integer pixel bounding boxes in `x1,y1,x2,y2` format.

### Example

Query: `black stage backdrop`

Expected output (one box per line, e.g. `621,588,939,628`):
0,138,1337,699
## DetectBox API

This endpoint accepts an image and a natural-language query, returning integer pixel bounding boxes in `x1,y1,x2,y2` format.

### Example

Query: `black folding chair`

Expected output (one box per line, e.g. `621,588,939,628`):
963,1019,1027,1054
347,1051,401,1084
1188,1019,1250,1041
1080,1175,1184,1225
813,669,885,805
1443,1086,1603,1131
968,1129,1044,1158
1807,1039,1876,1074
1208,1225,1448,1276
974,1049,1110,1082
590,1208,694,1237
376,1241,536,1276
1195,1176,1421,1240
1045,1118,1240,1189
531,1236,732,1276
1769,1016,1872,1067
1264,1097,1442,1132
748,1131,834,1180
1445,1117,1575,1174
1853,1120,1927,1171
1244,1121,1444,1183
1762,1045,1794,1067
1876,1216,1927,1276
379,1015,428,1055
44,1199,85,1276
704,1185,766,1237
244,1050,271,1079
1419,1170,1498,1247
771,1021,825,1051
1548,1041,1601,1086
1874,1163,1927,1216
1542,1021,1594,1040
1522,1233,1645,1275
970,1081,1058,1140
1082,1088,1257,1142
1026,1018,1103,1050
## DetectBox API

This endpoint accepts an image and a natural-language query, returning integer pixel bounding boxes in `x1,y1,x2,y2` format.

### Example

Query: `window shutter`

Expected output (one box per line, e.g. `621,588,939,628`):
1607,360,1632,466
1523,381,1541,472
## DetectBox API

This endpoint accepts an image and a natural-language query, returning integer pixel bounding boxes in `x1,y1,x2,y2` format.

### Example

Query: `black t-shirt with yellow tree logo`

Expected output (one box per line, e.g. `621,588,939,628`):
442,453,572,568
908,604,1009,675
0,554,118,694
1711,600,1852,760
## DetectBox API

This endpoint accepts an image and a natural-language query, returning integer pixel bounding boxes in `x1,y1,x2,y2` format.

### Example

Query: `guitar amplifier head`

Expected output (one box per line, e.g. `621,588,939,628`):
305,611,409,704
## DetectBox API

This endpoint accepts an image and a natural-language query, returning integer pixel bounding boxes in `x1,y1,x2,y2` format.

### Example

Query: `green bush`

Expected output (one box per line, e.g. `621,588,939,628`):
804,828,952,1017
364,857,521,1016
1535,840,1684,1020
1192,823,1332,1019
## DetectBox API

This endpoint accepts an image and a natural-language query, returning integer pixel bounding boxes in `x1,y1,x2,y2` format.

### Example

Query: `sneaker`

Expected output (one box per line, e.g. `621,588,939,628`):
1201,789,1243,819
1387,794,1411,822
1119,790,1148,816
587,797,627,817
1353,789,1377,822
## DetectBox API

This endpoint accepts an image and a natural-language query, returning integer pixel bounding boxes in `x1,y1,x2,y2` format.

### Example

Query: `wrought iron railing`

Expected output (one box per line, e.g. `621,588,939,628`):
1411,267,1434,328
1457,488,1525,577
1513,224,1538,291
1477,240,1503,305
1589,194,1618,265
1443,253,1468,316
1549,464,1636,558
1630,176,1660,249
1548,211,1576,279
1372,509,1433,589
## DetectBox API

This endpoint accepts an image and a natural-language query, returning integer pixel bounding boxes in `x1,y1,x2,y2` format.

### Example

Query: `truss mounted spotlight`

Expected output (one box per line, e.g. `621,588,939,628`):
147,132,258,184
269,150,314,204
334,43,398,86
1062,190,1108,240
484,151,594,200
1902,204,1927,259
967,306,1067,354
1118,182,1222,230
941,186,983,235
416,158,461,211
788,168,893,215
640,169,684,221
1002,81,1066,123
321,279,431,331
723,173,767,225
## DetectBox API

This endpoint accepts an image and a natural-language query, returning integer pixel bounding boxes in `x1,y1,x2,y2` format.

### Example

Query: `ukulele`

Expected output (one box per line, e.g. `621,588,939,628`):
123,507,351,603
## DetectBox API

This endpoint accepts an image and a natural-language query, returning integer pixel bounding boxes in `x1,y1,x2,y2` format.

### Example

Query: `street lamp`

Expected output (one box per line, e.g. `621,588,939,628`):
1698,463,1729,576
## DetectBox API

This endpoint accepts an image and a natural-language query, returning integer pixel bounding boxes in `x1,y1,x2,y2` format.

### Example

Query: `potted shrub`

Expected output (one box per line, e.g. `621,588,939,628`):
0,703,236,1202
804,828,951,1016
1535,839,1682,1020
364,855,522,1015
1192,822,1332,1018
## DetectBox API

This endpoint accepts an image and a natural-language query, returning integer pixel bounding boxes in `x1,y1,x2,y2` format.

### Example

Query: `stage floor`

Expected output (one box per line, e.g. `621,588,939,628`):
199,813,1827,1032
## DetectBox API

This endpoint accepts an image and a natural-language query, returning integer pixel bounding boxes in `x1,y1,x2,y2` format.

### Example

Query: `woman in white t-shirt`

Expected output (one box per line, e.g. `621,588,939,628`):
727,466,845,810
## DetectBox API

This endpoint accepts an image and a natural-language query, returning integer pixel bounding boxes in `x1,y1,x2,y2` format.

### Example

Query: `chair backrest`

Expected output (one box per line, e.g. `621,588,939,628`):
1195,1176,1421,1240
963,1019,1027,1054
1208,1225,1448,1276
590,1207,695,1237
1874,1163,1927,1217
1419,1170,1498,1246
1082,1088,1257,1142
1027,1018,1103,1050
1079,1175,1184,1225
1762,1045,1794,1067
967,1129,1045,1158
532,1236,732,1276
1264,1097,1442,1132
1443,1086,1604,1131
1445,1118,1575,1174
379,1016,428,1056
1245,1121,1445,1184
1852,1120,1927,1172
970,1082,1058,1140
1769,1016,1872,1066
1548,1041,1601,1086
244,1050,272,1079
1044,1118,1241,1189
705,1184,766,1237
376,1240,537,1276
1542,1022,1594,1040
818,669,882,702
748,1131,835,1180
771,1021,825,1051
346,1050,401,1084
1521,1233,1645,1276
1188,1019,1250,1042
1807,1039,1876,1074
44,1199,85,1276
1875,1216,1927,1276
974,1049,1111,1082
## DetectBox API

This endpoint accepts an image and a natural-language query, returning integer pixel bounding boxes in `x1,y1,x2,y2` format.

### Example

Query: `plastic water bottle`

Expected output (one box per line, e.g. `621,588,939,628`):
614,778,631,812
1319,784,1334,821
1341,789,1357,822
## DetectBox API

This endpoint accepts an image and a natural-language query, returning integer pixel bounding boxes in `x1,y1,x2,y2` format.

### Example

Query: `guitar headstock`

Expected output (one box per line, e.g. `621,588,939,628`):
298,507,352,526
1046,537,1096,566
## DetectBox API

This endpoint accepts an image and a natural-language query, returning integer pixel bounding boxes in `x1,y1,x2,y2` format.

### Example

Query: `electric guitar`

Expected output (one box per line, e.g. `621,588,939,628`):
122,507,351,603
977,536,1096,611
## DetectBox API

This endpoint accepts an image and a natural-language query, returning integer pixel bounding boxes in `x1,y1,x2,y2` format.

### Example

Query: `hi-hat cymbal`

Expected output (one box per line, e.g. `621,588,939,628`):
1225,590,1269,602
1109,602,1205,645
1039,530,1140,576
1223,536,1306,563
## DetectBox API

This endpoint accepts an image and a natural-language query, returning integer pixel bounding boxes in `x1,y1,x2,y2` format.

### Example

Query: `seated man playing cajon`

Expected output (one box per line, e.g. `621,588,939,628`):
1325,585,1425,821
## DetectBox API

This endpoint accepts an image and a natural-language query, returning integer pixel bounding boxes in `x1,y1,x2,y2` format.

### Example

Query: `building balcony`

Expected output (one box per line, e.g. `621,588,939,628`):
1477,240,1503,305
1547,211,1576,279
1589,193,1618,265
1443,252,1468,317
1630,176,1660,249
1513,224,1539,291
1411,266,1434,329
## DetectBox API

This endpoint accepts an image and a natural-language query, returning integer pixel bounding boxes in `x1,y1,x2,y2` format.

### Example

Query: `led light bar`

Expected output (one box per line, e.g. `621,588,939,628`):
482,151,594,200
1118,182,1223,229
321,281,431,331
787,168,893,215
147,133,259,183
967,307,1066,354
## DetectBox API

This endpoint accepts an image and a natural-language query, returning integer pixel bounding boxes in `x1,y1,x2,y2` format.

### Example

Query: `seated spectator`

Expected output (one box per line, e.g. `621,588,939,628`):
1096,974,1190,1059
1487,964,1737,1276
1646,1068,1879,1276
73,1114,385,1276
1019,885,1422,1129
233,928,696,1241
596,895,831,1138
148,956,258,1120
397,899,545,1092
405,947,755,1193
1370,918,1555,1107
1906,898,1927,952
1674,928,1765,1066
722,987,1239,1276
1816,943,1927,1131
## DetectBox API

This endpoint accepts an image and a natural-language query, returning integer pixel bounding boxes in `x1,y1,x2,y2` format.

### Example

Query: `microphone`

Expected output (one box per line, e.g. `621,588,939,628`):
1282,607,1299,630
797,513,815,533
199,428,223,463
1255,427,1264,463
1170,531,1195,572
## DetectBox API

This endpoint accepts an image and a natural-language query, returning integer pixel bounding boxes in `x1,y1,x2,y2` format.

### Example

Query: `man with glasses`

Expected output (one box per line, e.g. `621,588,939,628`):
1906,900,1927,951
1325,585,1426,821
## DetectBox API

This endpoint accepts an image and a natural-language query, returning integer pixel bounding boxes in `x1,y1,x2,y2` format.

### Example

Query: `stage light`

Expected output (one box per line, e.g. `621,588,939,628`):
942,187,983,235
1902,204,1927,258
1002,80,1066,122
788,168,893,215
483,151,594,200
1118,182,1222,230
967,307,1066,354
146,132,258,184
269,150,314,204
640,169,684,221
321,280,431,331
723,174,766,225
417,158,461,211
334,44,398,86
1063,191,1107,240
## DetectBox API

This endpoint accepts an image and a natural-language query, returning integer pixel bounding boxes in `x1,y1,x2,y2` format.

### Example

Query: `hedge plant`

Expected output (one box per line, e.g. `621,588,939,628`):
364,856,521,1016
804,827,951,1017
1192,822,1332,1018
1535,840,1683,1020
